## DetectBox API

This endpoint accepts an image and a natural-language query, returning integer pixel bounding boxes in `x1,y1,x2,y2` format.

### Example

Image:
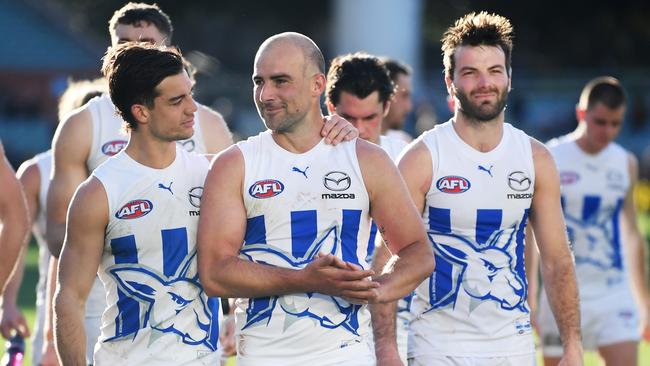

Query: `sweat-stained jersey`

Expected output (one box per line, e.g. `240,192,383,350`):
409,120,535,358
235,130,374,365
91,147,221,365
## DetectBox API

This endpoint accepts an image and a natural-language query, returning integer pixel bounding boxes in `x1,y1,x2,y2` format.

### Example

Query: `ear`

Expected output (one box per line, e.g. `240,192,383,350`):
382,101,391,118
446,95,455,113
312,73,326,97
131,104,150,126
576,105,586,122
109,267,163,302
326,100,336,115
507,68,513,92
444,74,454,96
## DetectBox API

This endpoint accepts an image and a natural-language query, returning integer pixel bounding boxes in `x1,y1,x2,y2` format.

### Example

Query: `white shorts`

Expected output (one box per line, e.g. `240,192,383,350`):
408,353,536,366
237,336,375,366
538,288,640,357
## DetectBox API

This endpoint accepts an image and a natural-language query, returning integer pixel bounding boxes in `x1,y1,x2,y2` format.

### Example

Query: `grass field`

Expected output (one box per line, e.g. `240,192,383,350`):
2,243,649,365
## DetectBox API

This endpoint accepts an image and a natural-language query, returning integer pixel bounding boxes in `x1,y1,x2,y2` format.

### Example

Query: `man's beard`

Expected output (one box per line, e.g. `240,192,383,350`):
454,86,508,122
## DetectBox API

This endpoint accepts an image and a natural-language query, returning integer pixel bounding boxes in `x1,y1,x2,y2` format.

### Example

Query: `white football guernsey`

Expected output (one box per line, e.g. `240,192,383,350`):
235,130,374,365
92,147,221,365
86,94,207,173
379,135,408,162
538,136,639,353
30,150,51,366
409,120,535,358
83,94,209,353
547,136,631,299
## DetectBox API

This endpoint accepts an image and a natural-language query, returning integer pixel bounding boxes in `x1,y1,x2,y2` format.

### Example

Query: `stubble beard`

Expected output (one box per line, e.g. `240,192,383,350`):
259,104,306,134
455,86,508,123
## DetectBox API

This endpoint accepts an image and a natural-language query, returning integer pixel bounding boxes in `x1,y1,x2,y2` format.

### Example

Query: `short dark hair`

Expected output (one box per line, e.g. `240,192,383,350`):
326,53,395,107
578,76,626,110
109,2,173,45
101,42,184,130
380,58,412,82
441,11,514,79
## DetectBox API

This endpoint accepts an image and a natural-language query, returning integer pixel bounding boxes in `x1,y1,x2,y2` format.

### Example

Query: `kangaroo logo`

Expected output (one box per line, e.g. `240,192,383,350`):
240,224,362,335
106,251,218,350
158,181,174,195
427,227,527,313
565,209,620,270
478,165,494,177
292,166,309,179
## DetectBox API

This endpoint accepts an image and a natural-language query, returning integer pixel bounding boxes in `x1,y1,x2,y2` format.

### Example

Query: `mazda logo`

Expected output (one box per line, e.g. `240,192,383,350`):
323,171,351,191
188,186,203,208
507,171,531,192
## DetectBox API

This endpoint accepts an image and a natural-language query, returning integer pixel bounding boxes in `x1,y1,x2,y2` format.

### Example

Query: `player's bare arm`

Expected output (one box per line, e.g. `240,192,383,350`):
0,158,41,338
528,138,583,364
369,240,401,365
622,153,650,338
197,145,379,299
370,140,432,364
357,139,433,303
396,140,433,215
54,177,107,365
0,142,30,294
42,257,60,366
46,108,93,258
197,104,233,154
524,224,540,331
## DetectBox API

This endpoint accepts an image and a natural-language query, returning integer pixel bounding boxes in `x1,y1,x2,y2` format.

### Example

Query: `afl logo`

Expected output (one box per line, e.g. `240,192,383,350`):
102,140,127,156
249,179,284,199
115,200,153,219
437,176,471,194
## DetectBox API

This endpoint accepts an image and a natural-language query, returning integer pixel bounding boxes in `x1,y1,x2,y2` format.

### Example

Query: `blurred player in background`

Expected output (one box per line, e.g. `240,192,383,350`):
534,76,650,366
0,79,105,366
381,58,414,144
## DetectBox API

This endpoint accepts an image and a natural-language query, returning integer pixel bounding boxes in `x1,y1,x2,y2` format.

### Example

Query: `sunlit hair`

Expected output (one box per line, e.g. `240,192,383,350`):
101,42,184,130
441,11,514,79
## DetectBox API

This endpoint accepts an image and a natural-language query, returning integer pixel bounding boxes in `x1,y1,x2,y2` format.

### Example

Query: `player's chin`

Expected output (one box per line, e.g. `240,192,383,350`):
177,127,195,140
